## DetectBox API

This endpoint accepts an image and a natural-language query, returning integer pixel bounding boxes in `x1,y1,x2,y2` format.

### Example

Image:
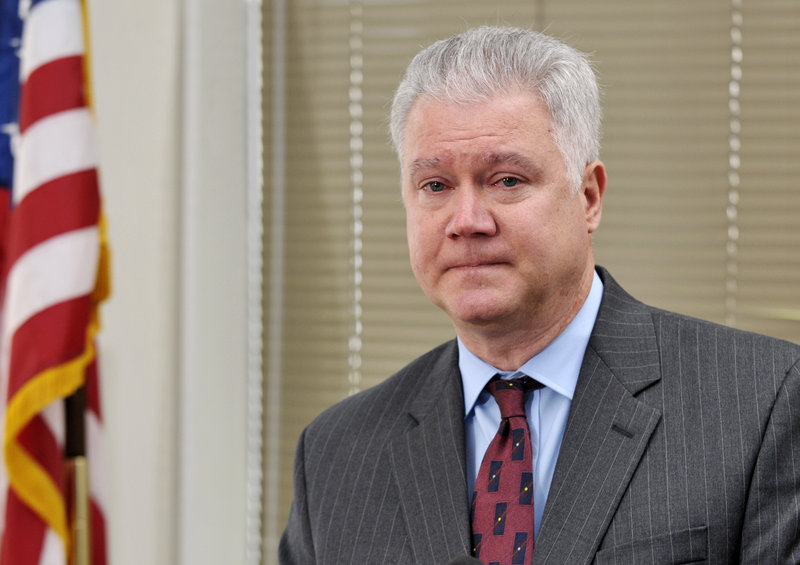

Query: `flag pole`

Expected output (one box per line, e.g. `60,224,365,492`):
65,387,90,565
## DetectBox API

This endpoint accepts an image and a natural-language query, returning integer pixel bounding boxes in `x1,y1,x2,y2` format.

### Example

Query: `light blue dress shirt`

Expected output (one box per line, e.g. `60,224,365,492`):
460,270,603,539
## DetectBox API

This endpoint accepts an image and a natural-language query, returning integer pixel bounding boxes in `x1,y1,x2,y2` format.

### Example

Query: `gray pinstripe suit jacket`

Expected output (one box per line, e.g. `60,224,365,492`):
279,267,800,564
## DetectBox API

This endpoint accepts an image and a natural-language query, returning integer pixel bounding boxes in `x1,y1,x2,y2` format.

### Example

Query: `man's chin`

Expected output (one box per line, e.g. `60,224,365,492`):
445,294,513,328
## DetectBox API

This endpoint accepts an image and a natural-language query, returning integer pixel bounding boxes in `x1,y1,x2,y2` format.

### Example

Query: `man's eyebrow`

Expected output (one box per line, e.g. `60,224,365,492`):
484,152,546,183
408,153,544,178
408,157,442,178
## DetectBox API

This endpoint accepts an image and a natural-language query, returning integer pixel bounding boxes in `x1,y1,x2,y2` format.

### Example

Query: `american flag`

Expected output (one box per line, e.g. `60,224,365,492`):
0,0,109,563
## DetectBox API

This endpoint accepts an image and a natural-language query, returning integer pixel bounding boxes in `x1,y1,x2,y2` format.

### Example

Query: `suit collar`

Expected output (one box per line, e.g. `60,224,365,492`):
533,267,663,564
589,266,662,394
390,341,473,563
403,340,462,425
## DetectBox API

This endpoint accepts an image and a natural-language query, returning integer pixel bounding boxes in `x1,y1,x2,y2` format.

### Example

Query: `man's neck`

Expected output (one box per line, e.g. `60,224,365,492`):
454,268,595,371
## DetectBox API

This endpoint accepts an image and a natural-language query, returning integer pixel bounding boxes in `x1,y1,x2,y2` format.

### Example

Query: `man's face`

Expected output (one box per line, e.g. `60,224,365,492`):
401,91,604,339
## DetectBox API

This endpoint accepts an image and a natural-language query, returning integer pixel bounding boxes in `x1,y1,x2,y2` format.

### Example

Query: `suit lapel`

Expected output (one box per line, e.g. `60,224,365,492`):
533,269,663,565
390,341,473,564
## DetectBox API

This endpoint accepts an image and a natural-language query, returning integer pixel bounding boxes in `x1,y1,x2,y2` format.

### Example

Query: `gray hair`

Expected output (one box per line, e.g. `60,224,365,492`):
389,26,602,190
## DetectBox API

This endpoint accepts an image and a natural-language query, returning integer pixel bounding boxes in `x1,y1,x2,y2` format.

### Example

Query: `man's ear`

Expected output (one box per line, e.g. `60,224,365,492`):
582,160,606,234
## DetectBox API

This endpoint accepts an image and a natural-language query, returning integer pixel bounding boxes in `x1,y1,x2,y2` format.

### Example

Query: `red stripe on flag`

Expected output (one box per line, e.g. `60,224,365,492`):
0,187,10,286
89,499,107,565
85,356,102,421
3,169,100,277
18,415,66,494
19,55,86,133
0,490,46,564
7,296,93,400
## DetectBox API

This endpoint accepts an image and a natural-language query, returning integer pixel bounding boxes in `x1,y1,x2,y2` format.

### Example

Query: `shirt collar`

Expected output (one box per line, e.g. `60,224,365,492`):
459,270,604,418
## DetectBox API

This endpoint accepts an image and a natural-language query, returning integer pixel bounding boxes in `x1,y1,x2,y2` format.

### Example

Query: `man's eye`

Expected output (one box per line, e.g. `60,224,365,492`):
499,177,519,187
426,181,446,192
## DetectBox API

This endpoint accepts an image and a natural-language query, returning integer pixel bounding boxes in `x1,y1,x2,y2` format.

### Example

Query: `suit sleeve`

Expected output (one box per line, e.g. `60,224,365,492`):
279,428,316,565
739,361,800,563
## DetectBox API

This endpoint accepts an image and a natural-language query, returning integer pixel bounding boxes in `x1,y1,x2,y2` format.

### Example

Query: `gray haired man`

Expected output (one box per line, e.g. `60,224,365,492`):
280,27,800,565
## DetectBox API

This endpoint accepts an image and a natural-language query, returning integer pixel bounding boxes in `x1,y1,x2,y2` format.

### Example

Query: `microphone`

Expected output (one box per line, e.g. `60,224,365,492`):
444,557,483,565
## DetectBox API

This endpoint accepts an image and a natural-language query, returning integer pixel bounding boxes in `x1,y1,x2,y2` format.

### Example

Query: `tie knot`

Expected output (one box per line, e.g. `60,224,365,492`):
487,377,541,420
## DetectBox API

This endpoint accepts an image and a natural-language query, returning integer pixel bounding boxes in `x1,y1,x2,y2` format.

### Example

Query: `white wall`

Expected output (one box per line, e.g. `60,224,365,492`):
89,0,250,564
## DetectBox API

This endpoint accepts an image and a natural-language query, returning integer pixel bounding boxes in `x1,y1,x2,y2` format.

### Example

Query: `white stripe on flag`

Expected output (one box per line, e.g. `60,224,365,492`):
1,226,100,344
19,0,84,82
13,108,97,205
38,527,64,565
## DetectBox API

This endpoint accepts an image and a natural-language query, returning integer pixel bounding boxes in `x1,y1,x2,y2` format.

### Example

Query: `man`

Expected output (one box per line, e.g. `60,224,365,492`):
279,27,800,564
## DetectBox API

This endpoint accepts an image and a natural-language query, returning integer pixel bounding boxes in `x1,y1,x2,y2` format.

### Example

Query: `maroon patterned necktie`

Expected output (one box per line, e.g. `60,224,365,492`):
470,377,542,565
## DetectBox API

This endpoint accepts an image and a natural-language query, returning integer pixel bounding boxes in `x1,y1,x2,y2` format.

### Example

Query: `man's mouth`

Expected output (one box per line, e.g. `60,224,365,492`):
448,261,506,271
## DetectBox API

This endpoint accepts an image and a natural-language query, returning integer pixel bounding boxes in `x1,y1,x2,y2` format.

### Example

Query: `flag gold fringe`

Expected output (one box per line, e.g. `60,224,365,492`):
3,306,103,557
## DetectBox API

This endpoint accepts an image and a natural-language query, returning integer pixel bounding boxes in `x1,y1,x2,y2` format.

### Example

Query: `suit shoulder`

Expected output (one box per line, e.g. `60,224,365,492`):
651,308,800,371
651,306,800,349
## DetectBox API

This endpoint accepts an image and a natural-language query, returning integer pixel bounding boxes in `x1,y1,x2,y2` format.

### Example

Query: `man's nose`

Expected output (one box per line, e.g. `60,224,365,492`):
445,186,497,239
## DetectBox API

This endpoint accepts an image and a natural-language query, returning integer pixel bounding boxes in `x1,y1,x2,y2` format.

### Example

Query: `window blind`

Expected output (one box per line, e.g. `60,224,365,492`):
262,1,800,561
